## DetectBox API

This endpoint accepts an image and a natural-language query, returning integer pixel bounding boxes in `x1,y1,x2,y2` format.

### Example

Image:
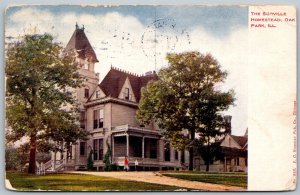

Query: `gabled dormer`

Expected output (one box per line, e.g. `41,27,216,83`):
220,134,248,150
90,86,106,100
118,77,137,102
220,135,242,149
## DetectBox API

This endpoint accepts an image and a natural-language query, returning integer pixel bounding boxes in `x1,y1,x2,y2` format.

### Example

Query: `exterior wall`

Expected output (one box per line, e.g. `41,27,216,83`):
86,103,113,131
76,60,99,110
73,141,88,166
86,102,113,159
110,103,156,130
111,103,140,127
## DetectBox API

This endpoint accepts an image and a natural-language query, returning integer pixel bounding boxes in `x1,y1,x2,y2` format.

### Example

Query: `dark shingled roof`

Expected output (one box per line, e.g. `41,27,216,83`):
64,26,99,62
230,135,248,148
220,147,247,157
99,67,159,102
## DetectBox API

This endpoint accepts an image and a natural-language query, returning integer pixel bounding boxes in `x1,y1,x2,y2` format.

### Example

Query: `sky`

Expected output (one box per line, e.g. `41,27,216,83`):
5,5,248,136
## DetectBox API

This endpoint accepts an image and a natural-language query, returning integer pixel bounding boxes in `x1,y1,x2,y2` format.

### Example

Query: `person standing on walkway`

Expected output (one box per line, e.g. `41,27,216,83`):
124,156,129,171
135,159,139,171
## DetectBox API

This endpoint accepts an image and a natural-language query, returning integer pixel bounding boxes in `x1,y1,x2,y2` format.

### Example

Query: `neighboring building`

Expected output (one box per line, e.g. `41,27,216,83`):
193,128,248,172
49,25,186,171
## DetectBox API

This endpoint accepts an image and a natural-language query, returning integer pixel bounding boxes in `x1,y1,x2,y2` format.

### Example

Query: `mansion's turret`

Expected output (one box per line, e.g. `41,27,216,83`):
64,24,99,108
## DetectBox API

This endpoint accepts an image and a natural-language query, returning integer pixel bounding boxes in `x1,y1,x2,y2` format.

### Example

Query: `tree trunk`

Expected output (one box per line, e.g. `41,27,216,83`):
28,88,37,174
205,144,210,172
188,129,195,171
28,134,37,174
206,162,210,172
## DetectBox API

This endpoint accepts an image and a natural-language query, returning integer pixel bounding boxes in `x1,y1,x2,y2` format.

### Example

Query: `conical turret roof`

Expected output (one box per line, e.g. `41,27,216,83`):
64,24,99,62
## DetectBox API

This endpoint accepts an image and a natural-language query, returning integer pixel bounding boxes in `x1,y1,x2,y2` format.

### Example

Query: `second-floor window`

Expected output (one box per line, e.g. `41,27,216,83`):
79,111,86,129
93,109,104,129
84,88,89,98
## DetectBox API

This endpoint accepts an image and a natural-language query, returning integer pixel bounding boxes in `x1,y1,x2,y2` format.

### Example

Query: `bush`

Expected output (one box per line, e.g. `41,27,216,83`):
103,142,112,171
87,150,94,171
5,146,21,170
105,163,118,171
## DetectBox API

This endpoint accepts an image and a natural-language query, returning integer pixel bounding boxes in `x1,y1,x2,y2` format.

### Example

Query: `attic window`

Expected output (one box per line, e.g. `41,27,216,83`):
84,88,89,98
96,90,100,98
124,88,130,100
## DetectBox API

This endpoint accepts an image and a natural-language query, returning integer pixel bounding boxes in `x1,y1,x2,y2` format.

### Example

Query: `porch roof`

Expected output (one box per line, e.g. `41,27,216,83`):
111,124,162,138
220,147,248,157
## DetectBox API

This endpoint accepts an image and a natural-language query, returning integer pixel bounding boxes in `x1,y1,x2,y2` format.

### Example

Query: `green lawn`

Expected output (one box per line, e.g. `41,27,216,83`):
161,171,247,188
6,172,184,191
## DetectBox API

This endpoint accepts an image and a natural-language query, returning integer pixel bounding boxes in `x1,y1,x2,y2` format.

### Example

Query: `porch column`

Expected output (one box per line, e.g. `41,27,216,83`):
158,139,164,162
178,151,182,163
72,144,75,160
170,147,175,162
126,134,129,157
142,137,145,158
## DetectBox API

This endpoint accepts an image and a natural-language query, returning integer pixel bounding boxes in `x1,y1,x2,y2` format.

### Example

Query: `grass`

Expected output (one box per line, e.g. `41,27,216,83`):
6,171,184,191
161,171,247,188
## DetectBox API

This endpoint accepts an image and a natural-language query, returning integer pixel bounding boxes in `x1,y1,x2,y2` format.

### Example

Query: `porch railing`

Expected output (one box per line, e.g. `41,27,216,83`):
113,156,159,165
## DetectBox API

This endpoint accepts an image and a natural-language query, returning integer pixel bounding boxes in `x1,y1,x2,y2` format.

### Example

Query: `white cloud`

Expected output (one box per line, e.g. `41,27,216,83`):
6,7,248,135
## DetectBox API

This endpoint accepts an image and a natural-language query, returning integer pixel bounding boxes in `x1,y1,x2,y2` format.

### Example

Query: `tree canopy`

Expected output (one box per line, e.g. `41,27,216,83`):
5,33,88,174
137,51,235,170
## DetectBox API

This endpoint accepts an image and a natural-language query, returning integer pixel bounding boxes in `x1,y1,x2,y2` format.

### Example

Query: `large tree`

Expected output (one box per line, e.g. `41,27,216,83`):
5,33,88,174
137,51,235,170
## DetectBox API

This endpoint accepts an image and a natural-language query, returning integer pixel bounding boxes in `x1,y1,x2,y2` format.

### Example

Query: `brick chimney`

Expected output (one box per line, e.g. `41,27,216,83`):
224,115,232,134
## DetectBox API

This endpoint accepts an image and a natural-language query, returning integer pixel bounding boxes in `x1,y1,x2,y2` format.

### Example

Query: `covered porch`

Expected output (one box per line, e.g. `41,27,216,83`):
111,125,164,169
221,147,248,172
